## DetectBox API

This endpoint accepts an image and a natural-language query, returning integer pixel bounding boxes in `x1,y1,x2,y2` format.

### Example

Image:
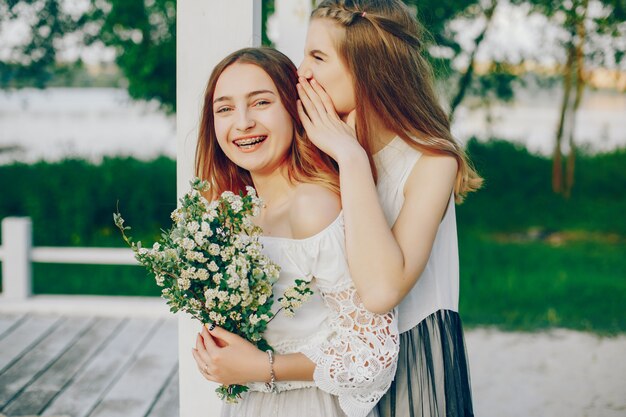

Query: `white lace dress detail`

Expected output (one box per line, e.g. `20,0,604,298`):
251,213,399,417
301,281,399,417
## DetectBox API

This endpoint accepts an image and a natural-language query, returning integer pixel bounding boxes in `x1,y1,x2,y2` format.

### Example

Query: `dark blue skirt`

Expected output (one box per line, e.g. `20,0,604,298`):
375,309,474,417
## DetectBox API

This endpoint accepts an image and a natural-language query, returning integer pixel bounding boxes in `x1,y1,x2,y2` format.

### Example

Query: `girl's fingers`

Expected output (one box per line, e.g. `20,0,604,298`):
192,347,205,367
200,327,218,354
195,333,206,353
297,83,321,124
298,77,328,120
297,100,313,131
310,79,340,120
205,325,231,348
192,348,218,382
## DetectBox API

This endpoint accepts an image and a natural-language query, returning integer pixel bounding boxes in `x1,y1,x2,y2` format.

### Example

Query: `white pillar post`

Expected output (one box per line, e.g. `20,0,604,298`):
176,2,261,417
1,217,32,300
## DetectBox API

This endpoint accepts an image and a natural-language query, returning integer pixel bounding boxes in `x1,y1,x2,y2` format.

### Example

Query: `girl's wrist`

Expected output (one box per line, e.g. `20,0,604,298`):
335,143,368,168
252,349,272,383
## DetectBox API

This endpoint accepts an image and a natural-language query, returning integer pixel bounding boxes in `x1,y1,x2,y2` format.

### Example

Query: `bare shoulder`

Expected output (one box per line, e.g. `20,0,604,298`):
417,152,458,174
289,183,342,239
406,153,458,191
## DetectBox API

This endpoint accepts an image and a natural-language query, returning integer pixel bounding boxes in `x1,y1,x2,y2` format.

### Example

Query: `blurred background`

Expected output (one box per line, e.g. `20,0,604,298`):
0,0,624,335
1,1,625,416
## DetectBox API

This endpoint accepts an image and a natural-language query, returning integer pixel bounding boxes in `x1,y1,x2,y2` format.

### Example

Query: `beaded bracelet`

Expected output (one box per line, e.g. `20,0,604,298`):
265,349,277,393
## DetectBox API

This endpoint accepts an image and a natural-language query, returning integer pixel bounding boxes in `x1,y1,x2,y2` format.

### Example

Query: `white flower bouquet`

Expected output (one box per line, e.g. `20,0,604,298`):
114,178,309,402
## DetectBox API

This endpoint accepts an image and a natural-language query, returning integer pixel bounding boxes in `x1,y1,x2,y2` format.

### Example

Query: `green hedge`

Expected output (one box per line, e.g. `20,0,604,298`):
2,140,624,246
458,139,626,234
0,156,176,246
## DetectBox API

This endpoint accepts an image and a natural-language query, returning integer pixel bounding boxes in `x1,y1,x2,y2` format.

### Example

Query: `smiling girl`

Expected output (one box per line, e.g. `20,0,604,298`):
191,47,399,417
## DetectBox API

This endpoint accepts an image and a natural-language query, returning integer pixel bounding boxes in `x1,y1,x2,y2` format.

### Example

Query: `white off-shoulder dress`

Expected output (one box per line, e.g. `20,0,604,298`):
220,213,400,417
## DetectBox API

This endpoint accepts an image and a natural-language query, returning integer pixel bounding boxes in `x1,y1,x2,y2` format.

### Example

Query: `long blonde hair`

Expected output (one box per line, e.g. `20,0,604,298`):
195,47,339,197
312,0,482,201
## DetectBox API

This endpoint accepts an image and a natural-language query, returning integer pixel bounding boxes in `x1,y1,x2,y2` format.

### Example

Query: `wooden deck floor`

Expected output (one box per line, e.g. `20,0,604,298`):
0,313,179,417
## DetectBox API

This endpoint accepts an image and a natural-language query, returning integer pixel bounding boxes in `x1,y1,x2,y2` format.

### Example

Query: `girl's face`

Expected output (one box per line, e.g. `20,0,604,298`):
299,18,356,116
213,63,293,176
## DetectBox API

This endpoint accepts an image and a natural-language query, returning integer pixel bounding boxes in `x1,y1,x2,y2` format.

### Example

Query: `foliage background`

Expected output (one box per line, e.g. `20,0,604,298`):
0,0,624,334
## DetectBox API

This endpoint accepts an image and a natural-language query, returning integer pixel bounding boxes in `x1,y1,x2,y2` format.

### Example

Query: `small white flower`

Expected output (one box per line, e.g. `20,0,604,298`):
181,238,195,250
221,191,235,200
200,221,212,235
229,293,241,306
230,199,243,213
177,277,190,290
208,261,219,272
196,269,209,281
189,298,202,310
155,275,165,286
209,311,226,325
226,274,240,288
245,186,257,197
208,243,221,256
194,232,205,245
187,221,200,233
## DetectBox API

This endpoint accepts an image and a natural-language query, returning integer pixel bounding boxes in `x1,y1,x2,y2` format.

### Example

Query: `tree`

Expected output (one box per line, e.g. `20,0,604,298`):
0,0,281,112
517,0,626,196
405,0,521,120
0,0,90,88
84,0,176,112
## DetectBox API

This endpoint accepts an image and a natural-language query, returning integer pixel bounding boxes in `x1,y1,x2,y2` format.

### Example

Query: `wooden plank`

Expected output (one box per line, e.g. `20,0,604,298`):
0,314,62,373
2,317,124,416
0,316,94,409
0,313,26,341
0,295,169,317
42,317,162,417
145,368,179,417
88,319,178,417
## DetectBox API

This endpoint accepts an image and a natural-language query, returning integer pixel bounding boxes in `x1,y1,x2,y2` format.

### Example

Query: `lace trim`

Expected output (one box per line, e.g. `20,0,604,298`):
247,380,316,393
272,332,331,354
302,285,399,417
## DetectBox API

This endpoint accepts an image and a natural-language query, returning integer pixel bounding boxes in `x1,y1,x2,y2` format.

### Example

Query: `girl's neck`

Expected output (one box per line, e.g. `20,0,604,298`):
250,166,294,210
342,111,397,154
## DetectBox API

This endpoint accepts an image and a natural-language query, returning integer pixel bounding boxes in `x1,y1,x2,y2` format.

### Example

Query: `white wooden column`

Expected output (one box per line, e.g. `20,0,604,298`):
176,2,261,417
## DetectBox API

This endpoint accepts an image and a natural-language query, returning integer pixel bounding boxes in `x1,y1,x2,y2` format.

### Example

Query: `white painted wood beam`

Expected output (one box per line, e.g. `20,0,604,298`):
176,2,262,416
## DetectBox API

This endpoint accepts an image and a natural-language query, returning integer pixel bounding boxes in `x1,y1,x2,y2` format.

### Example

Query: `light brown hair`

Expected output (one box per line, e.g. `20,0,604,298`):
195,47,339,197
312,0,482,201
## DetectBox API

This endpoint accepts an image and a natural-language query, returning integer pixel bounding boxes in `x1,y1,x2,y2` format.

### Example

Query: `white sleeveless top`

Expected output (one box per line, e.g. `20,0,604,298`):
247,214,399,417
373,136,460,333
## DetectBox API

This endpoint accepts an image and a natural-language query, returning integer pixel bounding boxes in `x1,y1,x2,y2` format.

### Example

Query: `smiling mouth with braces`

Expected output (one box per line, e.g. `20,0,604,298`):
234,136,267,147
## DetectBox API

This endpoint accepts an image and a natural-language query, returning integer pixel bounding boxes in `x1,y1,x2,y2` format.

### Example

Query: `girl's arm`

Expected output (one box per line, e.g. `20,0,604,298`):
297,78,457,314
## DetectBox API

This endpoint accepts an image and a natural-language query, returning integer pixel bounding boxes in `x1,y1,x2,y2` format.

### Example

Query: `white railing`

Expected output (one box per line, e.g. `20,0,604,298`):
0,217,138,300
